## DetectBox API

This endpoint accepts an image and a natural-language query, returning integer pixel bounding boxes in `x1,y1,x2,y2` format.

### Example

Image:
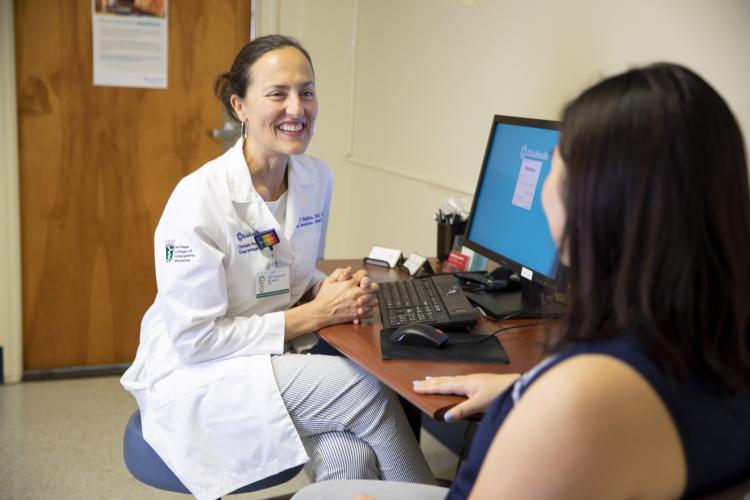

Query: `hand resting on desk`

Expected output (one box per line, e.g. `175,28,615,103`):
413,373,519,422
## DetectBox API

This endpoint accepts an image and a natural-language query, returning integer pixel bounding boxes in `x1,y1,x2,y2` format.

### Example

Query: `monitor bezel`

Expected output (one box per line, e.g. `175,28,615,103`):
462,114,565,291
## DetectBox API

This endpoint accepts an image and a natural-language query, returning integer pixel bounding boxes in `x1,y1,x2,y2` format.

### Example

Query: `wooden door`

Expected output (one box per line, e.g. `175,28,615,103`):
16,0,251,371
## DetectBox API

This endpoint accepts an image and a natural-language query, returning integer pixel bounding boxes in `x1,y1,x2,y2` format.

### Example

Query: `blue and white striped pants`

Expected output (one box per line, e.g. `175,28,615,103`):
272,354,436,484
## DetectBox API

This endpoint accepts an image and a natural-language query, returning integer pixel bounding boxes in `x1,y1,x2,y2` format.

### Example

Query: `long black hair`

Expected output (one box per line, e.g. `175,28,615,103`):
214,34,314,122
556,63,750,392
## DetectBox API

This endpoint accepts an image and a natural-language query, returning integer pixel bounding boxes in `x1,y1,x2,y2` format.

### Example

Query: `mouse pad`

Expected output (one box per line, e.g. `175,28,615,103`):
379,330,510,364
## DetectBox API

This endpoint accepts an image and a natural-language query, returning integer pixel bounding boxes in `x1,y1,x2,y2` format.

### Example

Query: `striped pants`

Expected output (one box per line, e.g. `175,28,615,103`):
271,354,436,484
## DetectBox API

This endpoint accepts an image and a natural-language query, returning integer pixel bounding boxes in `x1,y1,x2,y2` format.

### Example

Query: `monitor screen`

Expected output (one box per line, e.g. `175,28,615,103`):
464,115,561,288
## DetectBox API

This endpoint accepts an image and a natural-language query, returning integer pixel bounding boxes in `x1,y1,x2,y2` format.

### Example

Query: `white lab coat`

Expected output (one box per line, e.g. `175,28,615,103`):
121,138,332,500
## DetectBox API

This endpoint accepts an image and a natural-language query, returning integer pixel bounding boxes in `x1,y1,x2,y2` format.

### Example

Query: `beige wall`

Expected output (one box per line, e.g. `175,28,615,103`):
1,0,22,383
258,0,750,259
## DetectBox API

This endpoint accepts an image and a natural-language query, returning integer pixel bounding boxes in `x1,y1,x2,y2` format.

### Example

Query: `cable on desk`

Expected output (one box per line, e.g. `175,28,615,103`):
445,322,545,347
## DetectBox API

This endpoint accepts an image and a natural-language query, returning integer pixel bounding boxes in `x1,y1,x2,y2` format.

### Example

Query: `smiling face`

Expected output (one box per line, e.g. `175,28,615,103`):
230,46,317,165
542,147,568,265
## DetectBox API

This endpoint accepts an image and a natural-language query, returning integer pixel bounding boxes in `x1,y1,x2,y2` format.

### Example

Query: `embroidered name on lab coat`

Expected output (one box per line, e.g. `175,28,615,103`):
295,212,323,229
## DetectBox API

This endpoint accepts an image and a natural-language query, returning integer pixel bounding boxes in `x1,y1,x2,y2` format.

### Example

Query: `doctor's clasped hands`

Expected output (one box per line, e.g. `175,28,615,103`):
286,266,378,338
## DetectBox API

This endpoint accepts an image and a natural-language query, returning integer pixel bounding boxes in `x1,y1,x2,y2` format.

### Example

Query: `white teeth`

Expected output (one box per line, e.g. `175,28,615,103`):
278,123,303,132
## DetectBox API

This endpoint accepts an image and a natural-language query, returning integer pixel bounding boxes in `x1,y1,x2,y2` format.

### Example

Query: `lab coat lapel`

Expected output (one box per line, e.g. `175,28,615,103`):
284,155,313,242
225,143,315,265
225,138,285,254
225,138,254,203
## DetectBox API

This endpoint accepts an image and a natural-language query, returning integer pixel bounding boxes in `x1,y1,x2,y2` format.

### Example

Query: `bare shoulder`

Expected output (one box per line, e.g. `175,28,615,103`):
469,354,686,500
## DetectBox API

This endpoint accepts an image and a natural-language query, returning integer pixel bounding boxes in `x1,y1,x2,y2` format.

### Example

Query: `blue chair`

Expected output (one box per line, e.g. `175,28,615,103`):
123,410,303,496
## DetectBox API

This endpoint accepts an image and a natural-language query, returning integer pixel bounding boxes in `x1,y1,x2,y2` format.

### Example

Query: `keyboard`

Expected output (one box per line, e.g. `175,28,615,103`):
377,274,478,330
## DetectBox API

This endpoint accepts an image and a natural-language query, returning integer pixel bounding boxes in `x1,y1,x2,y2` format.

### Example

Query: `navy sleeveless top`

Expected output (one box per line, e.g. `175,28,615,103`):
447,335,750,499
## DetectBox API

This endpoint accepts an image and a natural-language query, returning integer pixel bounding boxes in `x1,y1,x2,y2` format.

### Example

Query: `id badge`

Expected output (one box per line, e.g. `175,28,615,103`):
256,266,290,299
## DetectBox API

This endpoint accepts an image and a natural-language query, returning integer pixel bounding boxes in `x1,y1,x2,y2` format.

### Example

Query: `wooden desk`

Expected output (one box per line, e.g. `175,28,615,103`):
317,259,549,420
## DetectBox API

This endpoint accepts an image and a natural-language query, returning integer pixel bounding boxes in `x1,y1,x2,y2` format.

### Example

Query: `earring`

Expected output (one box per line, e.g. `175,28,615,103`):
240,121,247,140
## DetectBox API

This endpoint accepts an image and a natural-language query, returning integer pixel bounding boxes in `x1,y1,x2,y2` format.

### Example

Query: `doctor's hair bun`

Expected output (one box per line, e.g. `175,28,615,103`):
214,34,315,122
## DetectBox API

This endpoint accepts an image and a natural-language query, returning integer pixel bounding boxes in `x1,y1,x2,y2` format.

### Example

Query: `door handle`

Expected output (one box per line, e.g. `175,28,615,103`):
209,121,239,139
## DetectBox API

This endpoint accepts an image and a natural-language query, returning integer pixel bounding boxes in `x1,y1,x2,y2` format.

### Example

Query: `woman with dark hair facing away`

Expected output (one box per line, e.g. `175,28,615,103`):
294,63,750,499
121,35,435,500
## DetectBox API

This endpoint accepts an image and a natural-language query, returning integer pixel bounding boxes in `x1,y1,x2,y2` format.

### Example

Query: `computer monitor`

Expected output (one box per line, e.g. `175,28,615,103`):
462,114,566,318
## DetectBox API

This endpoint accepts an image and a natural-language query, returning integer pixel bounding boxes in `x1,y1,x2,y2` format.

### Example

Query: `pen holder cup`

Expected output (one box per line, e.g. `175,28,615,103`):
437,220,467,261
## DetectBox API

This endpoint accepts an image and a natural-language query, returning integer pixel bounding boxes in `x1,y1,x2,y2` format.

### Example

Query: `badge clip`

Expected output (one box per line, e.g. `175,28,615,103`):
254,229,280,250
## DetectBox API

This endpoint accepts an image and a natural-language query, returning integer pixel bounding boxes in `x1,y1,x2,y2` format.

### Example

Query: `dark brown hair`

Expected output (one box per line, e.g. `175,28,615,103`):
556,63,750,392
214,34,314,122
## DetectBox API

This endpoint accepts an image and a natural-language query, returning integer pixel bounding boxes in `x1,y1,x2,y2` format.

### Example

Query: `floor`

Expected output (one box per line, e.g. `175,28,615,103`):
0,376,458,499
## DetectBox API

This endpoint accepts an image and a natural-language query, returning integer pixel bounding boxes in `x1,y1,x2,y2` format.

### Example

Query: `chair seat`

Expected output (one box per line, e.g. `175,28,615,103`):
123,410,303,494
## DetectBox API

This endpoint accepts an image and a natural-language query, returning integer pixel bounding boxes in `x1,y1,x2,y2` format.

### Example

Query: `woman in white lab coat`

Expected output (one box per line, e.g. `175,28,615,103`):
121,35,435,500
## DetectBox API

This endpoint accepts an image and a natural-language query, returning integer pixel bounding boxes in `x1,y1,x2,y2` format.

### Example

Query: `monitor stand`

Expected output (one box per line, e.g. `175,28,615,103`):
464,279,566,320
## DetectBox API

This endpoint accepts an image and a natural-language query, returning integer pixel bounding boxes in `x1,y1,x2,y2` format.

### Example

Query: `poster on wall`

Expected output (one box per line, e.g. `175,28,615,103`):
92,0,168,89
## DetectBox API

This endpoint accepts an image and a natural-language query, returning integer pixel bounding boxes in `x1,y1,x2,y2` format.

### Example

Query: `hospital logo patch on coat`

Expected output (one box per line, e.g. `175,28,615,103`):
165,240,175,262
164,239,195,263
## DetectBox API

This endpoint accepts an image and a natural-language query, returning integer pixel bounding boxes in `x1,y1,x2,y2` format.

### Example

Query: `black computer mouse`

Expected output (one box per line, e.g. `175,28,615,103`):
390,323,449,348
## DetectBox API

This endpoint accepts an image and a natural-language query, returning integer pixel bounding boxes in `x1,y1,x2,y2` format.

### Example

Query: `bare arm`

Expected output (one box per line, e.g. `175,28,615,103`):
468,355,686,500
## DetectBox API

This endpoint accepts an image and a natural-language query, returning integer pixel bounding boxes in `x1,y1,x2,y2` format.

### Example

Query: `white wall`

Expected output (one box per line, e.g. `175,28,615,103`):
257,0,750,259
0,0,23,383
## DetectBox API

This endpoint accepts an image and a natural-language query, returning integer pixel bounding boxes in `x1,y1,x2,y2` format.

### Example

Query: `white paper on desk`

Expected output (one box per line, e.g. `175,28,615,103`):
367,246,402,268
402,253,427,276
